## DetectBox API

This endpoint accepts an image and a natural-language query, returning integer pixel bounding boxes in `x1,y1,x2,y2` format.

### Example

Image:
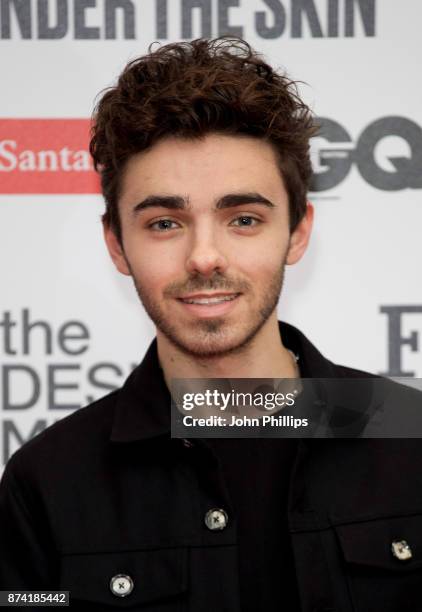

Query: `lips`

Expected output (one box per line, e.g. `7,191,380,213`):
175,292,241,318
178,293,240,305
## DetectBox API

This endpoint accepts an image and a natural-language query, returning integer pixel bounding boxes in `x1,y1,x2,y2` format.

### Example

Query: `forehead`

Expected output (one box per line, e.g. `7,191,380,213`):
119,133,287,209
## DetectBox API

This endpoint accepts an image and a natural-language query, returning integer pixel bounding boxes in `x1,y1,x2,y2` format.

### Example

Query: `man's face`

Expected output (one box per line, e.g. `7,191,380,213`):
105,133,312,357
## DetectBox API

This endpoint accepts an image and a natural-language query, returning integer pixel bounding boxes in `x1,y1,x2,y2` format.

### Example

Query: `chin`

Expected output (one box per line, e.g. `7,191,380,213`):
165,324,254,359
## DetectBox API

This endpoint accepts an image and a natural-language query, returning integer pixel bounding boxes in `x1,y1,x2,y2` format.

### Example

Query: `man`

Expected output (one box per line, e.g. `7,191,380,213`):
1,37,422,612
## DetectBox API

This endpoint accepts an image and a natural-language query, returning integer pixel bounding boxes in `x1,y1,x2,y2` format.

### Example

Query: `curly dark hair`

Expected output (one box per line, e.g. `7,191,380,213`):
89,36,318,245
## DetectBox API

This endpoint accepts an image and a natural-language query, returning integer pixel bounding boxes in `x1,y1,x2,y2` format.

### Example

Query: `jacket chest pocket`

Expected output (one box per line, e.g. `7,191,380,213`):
335,514,422,612
60,547,188,611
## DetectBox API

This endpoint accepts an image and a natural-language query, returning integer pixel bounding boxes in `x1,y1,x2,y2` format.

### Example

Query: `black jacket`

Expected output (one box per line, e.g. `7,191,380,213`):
1,322,422,612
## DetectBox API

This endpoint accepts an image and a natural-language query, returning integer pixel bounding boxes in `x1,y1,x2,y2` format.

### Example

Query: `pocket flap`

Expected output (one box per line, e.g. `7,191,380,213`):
60,547,188,606
334,515,422,571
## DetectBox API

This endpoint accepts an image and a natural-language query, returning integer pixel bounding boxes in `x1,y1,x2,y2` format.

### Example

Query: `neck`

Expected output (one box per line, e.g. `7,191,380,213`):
157,314,299,389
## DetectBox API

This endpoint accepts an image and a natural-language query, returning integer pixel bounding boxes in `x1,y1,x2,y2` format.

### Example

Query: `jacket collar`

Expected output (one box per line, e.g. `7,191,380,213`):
110,321,337,443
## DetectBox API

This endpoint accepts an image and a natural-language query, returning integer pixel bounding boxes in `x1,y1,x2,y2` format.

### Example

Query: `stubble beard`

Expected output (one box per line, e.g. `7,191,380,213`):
126,257,287,359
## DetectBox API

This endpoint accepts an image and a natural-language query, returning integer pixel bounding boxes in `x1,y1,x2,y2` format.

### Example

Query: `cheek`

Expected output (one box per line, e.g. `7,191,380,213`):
231,238,286,276
128,247,183,289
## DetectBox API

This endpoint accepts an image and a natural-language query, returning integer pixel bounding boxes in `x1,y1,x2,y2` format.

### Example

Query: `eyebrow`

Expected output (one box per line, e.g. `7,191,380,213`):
131,192,275,216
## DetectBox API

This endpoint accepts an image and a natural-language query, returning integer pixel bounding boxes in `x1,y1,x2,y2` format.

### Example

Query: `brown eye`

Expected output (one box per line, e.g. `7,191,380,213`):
230,216,259,227
149,219,179,231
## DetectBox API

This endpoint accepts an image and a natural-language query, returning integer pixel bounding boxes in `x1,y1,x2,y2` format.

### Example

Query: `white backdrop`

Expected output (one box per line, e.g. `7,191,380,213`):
1,0,421,470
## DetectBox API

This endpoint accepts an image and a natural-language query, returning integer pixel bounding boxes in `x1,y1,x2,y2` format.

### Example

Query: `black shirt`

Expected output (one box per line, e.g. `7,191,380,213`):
204,344,303,610
205,437,301,611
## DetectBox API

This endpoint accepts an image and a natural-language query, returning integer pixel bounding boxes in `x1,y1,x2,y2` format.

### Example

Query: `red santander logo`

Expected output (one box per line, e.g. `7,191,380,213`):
0,119,100,193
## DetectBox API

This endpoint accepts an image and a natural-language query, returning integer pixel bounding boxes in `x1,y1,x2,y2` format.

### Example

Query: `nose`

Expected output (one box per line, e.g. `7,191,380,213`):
185,227,228,277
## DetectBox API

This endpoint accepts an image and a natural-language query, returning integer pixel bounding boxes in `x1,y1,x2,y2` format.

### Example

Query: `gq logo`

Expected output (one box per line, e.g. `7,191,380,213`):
311,116,422,192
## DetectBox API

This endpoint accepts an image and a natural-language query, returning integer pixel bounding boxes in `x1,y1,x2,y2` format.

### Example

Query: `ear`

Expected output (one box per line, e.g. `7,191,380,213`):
103,221,131,276
286,202,314,265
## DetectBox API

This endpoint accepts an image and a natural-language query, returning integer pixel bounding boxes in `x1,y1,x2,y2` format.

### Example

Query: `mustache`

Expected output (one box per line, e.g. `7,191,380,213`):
163,273,251,297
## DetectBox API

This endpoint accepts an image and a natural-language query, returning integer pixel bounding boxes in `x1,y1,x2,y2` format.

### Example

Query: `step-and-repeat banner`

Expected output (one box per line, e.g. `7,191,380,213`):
1,0,421,469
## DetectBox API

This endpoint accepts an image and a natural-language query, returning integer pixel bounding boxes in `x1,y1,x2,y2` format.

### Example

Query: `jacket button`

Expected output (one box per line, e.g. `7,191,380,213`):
391,540,412,561
110,574,134,597
205,508,228,531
